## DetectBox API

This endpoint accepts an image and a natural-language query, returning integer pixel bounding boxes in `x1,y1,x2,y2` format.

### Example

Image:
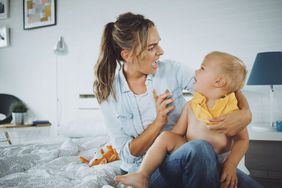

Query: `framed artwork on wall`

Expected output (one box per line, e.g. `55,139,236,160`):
0,0,9,19
0,27,9,48
23,0,56,30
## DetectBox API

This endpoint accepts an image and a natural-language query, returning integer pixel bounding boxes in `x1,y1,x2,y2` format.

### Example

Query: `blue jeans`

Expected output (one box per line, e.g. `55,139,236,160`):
149,140,263,188
237,169,264,188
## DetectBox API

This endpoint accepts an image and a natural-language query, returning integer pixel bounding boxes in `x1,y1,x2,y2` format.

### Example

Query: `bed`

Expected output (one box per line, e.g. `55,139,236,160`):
0,116,250,188
0,118,125,188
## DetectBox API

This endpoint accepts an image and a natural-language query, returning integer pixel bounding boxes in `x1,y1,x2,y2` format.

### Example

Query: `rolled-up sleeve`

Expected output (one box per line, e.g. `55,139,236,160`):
100,100,142,164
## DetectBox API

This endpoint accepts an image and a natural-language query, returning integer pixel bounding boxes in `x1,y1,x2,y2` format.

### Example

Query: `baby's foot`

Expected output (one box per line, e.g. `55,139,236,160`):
115,172,149,188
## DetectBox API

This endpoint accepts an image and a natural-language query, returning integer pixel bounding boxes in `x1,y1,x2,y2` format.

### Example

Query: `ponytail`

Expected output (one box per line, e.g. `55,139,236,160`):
94,22,121,103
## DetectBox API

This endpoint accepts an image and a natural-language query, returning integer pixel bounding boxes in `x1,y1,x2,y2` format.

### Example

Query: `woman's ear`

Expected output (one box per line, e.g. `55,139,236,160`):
121,49,132,62
214,77,226,88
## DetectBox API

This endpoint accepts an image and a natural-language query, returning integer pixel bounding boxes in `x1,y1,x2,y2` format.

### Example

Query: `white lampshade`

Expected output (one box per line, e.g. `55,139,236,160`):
54,36,67,54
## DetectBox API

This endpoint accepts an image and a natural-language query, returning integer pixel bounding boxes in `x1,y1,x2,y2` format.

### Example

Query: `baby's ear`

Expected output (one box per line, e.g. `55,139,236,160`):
214,77,226,88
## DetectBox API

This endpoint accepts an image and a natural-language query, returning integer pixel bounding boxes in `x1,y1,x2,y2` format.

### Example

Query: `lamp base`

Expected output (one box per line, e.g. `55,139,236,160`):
276,121,282,132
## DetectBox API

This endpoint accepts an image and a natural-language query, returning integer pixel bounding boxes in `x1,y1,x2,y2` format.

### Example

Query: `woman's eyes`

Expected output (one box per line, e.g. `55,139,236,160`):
148,47,154,51
148,44,158,52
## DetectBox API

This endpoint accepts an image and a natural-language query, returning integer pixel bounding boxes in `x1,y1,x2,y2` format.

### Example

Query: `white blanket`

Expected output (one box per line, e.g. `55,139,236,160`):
0,136,123,188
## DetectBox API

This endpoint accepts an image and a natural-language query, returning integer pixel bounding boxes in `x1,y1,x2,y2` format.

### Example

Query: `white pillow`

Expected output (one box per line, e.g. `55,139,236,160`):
59,138,79,156
58,117,107,138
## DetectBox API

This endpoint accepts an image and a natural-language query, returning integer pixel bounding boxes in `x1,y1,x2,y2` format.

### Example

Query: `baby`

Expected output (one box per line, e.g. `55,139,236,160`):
115,51,248,188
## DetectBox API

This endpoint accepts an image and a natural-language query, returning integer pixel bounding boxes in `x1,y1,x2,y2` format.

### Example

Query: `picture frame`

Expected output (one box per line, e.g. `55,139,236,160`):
0,0,9,19
0,27,9,48
23,0,56,30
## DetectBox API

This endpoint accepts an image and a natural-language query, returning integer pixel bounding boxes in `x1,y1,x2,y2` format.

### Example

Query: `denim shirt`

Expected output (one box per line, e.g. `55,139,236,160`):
100,60,194,171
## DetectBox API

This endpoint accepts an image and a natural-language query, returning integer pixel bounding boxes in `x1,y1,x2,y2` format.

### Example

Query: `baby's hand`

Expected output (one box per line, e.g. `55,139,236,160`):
220,162,237,188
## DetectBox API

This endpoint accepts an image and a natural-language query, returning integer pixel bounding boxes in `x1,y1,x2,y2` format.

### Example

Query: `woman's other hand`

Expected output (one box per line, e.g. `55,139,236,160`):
153,89,175,127
207,90,252,136
207,109,252,136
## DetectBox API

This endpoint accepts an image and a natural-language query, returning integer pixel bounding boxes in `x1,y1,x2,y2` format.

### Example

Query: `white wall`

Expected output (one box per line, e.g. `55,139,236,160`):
1,0,282,126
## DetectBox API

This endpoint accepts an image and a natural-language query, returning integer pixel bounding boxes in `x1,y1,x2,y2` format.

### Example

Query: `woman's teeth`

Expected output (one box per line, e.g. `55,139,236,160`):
151,61,158,68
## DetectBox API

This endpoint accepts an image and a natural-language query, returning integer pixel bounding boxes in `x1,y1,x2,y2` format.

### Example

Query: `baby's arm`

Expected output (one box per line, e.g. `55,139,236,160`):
171,102,189,136
221,128,249,188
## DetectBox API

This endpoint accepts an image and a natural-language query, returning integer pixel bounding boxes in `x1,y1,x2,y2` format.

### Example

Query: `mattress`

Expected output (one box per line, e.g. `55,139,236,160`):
0,135,124,188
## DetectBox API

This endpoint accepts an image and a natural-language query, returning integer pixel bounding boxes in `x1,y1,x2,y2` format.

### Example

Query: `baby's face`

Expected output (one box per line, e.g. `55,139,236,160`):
194,57,222,95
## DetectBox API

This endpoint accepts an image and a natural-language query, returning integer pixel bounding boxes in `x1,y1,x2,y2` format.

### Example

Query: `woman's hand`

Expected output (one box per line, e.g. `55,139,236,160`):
153,89,175,128
207,109,252,136
128,89,175,156
220,162,237,188
207,90,252,136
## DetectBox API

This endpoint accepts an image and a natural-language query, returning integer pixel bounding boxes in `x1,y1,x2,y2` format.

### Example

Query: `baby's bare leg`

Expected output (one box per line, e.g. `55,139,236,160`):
115,131,186,188
139,131,186,176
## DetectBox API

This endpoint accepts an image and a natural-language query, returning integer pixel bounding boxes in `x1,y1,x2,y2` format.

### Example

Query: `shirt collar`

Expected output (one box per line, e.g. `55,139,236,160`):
119,68,130,93
118,67,154,93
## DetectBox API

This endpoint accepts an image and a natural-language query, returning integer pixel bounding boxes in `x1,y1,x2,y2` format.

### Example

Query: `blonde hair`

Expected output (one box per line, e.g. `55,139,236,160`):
205,51,247,93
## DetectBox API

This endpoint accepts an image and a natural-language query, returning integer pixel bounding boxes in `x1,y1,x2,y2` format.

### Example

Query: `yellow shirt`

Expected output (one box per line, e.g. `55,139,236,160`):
190,92,239,125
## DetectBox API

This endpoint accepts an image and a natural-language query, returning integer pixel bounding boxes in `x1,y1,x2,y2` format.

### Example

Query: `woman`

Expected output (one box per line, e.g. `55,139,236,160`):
94,12,252,188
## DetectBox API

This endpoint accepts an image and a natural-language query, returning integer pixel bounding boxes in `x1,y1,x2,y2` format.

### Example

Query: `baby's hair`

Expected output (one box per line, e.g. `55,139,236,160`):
206,51,247,93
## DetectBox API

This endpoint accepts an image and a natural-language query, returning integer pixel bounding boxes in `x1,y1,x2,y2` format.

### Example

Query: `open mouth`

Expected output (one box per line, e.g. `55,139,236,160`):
151,61,159,69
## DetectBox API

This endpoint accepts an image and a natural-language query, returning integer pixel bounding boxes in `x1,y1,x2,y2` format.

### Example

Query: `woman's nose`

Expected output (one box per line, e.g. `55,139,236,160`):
156,45,164,56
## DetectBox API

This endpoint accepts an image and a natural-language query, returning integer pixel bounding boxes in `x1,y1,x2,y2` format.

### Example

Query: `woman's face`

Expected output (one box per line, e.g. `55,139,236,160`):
126,26,164,75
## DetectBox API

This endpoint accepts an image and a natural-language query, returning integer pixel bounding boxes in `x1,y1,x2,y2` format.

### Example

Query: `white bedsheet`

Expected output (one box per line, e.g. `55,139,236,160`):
0,136,123,188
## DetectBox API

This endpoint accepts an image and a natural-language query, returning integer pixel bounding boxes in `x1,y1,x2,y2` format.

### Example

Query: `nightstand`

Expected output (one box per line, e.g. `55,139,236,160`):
0,123,57,145
246,123,282,187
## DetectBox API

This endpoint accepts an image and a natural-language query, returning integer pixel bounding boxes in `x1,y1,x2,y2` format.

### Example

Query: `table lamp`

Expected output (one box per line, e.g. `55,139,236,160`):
247,52,282,127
